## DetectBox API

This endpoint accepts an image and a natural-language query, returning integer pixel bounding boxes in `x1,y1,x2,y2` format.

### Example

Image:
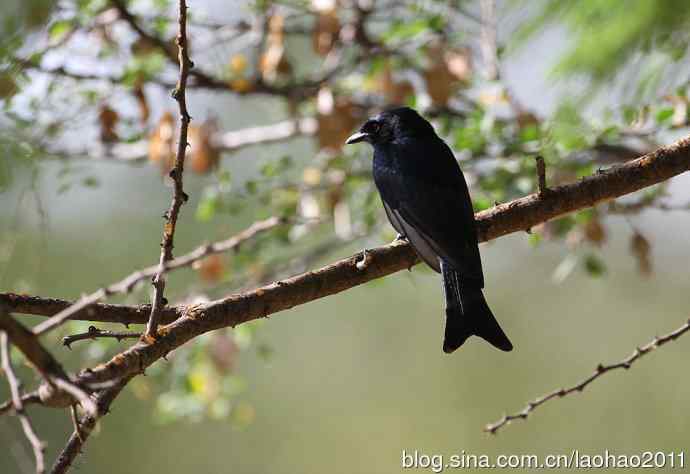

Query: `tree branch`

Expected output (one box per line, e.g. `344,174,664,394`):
1,332,46,474
0,293,181,326
70,135,690,388
28,216,281,333
5,134,690,335
145,0,193,339
0,310,97,416
485,315,690,434
62,326,140,349
49,376,131,474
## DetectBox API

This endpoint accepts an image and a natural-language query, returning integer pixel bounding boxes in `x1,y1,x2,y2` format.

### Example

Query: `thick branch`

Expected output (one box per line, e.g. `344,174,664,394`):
7,135,690,337
0,293,181,326
485,315,690,434
70,134,690,387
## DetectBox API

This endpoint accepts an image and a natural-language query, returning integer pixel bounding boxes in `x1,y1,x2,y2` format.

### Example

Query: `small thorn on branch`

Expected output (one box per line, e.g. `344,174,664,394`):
484,314,690,434
535,155,550,197
62,326,140,348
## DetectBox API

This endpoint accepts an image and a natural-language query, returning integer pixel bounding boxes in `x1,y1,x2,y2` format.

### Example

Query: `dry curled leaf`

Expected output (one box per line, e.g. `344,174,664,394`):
259,14,292,82
209,331,238,374
229,53,248,74
312,9,340,56
148,111,176,174
630,231,653,276
316,87,358,151
444,47,472,82
188,121,220,174
193,254,226,282
132,80,149,126
303,166,322,186
584,215,607,246
229,78,254,93
379,63,414,105
98,104,119,143
423,42,458,107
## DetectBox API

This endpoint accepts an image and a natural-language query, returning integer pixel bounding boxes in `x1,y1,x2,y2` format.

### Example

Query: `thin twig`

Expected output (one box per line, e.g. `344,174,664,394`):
535,155,549,197
0,391,41,416
31,216,281,334
485,316,690,434
62,326,140,349
1,332,46,474
0,310,97,417
50,376,131,474
145,0,193,339
12,218,280,332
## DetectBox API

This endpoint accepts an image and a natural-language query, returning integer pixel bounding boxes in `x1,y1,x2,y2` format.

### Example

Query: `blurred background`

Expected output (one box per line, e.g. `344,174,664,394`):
1,0,690,472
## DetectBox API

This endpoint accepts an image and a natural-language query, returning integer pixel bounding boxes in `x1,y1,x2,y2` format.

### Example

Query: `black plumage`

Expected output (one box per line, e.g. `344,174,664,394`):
346,107,513,353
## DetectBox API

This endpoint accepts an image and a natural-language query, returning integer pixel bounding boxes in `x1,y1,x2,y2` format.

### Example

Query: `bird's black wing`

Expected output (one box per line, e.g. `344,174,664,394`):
374,139,484,286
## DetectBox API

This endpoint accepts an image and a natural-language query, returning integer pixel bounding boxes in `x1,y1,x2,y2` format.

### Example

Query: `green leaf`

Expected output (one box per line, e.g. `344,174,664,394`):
196,192,219,221
655,107,674,124
583,253,606,277
48,20,73,42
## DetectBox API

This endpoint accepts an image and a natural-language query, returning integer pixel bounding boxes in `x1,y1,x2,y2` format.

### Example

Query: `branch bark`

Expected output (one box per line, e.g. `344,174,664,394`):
69,135,690,387
1,332,46,474
485,315,690,434
145,0,193,339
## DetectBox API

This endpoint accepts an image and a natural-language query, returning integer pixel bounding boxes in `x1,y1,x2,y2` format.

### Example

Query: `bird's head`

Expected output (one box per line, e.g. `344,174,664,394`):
345,107,435,146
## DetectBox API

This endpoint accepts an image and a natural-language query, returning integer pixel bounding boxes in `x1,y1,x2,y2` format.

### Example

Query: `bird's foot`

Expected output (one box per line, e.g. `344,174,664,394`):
356,248,372,271
392,233,408,244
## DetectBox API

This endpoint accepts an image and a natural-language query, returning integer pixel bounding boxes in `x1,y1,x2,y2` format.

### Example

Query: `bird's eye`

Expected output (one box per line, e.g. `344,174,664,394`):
368,122,380,133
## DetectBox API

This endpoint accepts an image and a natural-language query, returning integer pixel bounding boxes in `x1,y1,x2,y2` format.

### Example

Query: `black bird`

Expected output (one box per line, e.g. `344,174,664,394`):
346,107,513,353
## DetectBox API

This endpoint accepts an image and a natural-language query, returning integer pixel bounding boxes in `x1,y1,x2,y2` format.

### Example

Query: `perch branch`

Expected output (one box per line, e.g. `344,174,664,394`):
5,135,690,338
484,315,690,434
72,135,690,388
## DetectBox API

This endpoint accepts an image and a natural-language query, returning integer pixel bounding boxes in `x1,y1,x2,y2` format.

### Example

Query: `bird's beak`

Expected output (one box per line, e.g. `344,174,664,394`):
345,131,369,145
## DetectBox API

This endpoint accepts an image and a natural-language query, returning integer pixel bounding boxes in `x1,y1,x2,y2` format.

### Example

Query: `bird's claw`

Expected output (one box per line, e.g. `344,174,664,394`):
393,233,407,244
356,248,372,271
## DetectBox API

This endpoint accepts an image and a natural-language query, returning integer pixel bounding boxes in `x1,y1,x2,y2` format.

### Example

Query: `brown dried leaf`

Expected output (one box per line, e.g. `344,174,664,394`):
189,122,220,174
630,231,652,276
132,81,149,126
209,331,238,374
260,14,292,82
98,104,119,143
315,87,358,151
444,48,472,82
148,111,176,174
229,54,248,74
193,254,226,282
312,9,340,56
424,43,457,107
584,216,607,246
380,63,414,105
